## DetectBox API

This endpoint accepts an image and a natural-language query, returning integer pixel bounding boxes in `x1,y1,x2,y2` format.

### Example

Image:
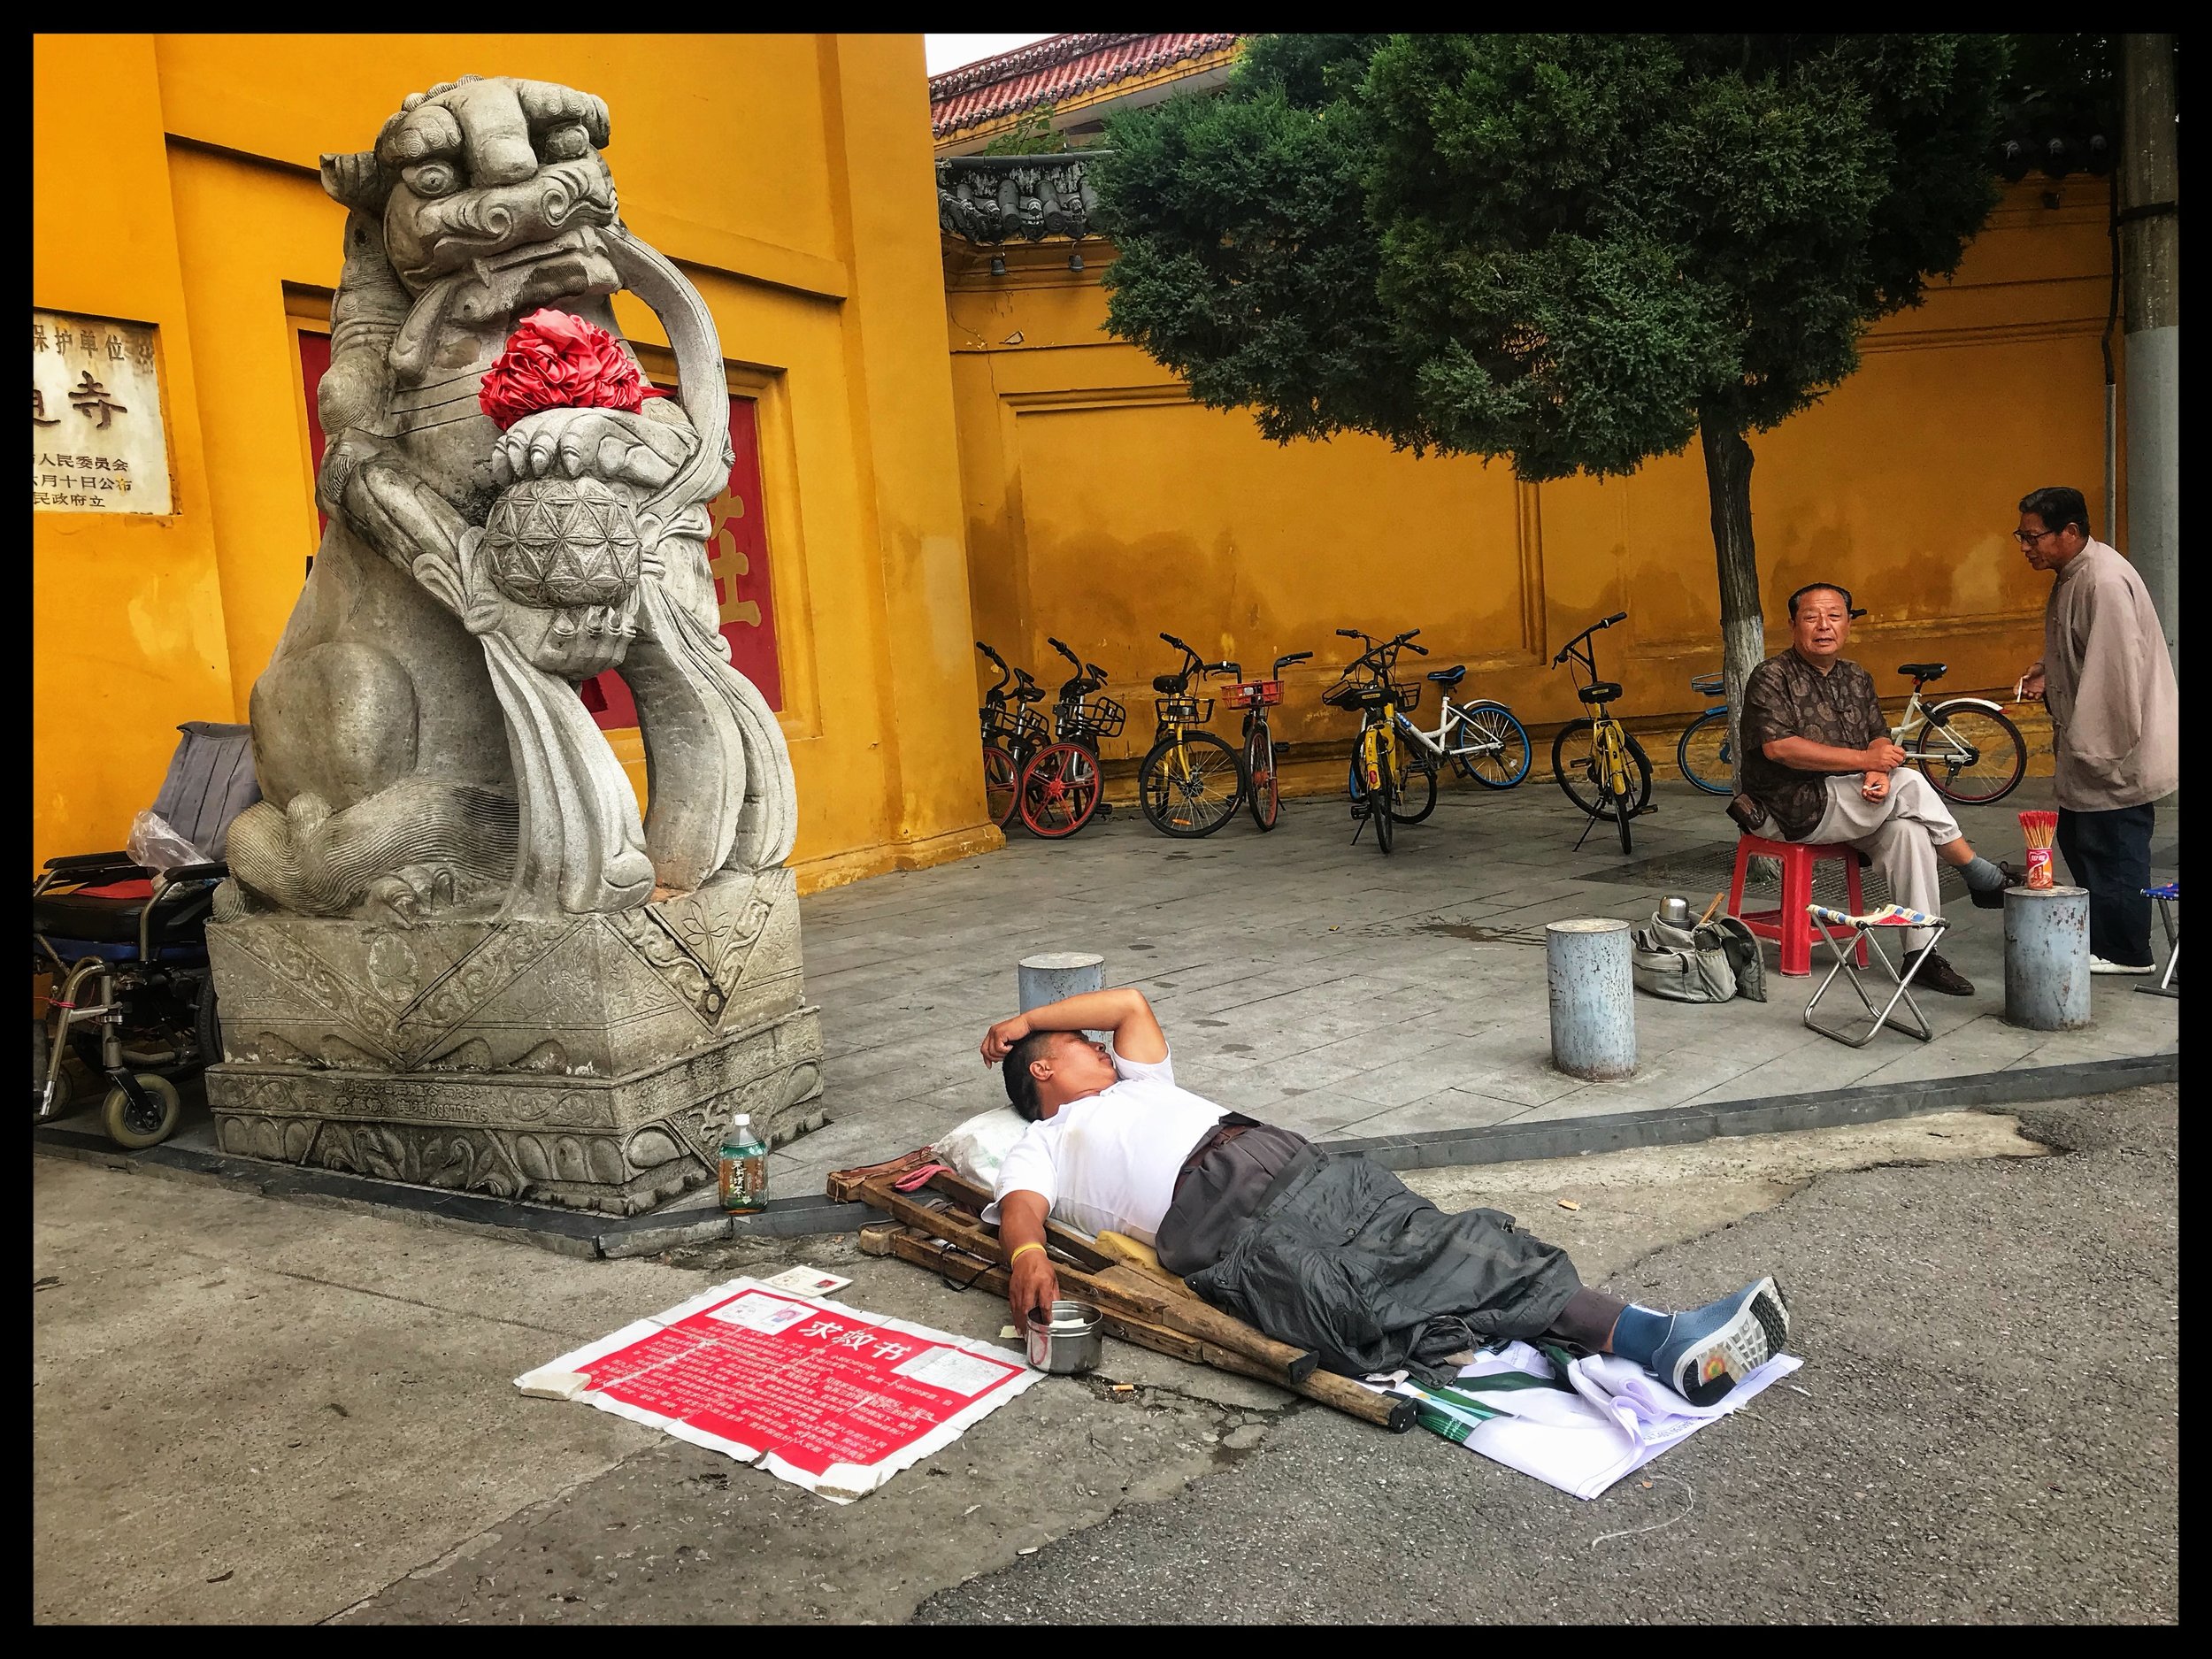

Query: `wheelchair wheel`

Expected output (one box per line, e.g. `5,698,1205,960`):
101,1073,180,1150
194,974,225,1071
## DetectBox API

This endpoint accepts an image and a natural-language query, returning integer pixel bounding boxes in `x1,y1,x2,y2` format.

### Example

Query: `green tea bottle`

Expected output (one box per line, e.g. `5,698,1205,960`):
718,1111,768,1214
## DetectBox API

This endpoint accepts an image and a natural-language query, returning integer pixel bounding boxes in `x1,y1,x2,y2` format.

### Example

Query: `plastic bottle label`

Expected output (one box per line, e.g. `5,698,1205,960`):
719,1151,767,1213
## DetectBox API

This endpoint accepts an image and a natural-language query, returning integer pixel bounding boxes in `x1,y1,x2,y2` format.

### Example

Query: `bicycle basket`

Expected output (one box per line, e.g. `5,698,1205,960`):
1071,695,1126,739
1320,680,1362,710
1155,695,1214,726
1225,679,1283,710
984,703,1047,745
1391,681,1422,714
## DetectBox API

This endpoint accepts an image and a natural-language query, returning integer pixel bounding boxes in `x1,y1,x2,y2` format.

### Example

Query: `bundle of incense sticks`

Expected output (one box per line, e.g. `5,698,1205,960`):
2019,810,2058,889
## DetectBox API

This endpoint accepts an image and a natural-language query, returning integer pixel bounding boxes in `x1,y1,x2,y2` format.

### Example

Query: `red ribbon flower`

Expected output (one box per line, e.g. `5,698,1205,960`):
478,309,662,430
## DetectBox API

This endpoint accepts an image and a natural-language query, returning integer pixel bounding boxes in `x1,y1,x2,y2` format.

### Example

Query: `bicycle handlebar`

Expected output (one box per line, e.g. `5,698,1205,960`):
1552,611,1629,666
1273,650,1314,674
1048,637,1080,666
975,641,1010,695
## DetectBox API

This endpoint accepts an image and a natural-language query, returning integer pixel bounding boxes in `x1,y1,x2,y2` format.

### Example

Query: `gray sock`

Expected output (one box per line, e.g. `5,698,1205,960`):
1961,855,2008,894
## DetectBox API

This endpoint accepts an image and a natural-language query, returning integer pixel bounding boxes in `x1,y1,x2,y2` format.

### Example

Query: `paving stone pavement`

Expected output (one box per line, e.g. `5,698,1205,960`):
772,775,2177,1195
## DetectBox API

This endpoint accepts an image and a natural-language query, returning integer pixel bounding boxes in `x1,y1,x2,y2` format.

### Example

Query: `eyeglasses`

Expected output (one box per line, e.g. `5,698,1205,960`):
2013,527,2061,545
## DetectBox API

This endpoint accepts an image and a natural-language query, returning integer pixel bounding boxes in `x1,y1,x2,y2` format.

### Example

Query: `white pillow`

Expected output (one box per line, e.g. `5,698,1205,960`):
933,1104,1032,1192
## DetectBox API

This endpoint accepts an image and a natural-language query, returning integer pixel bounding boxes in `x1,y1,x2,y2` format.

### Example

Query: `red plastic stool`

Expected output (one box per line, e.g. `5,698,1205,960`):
1728,834,1866,977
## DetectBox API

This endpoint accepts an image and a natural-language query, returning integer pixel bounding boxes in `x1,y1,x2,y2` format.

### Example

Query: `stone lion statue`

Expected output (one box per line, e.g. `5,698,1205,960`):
225,75,795,923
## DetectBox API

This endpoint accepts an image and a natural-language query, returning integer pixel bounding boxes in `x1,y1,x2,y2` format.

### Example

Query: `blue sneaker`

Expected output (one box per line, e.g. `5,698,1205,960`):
1651,1278,1791,1406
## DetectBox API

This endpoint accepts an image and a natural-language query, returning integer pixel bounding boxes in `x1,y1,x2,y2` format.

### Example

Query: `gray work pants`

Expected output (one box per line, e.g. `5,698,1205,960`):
1800,769,1962,953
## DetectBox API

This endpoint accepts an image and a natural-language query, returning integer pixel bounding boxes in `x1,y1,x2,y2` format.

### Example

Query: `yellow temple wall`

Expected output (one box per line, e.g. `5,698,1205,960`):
948,180,2123,783
33,34,995,891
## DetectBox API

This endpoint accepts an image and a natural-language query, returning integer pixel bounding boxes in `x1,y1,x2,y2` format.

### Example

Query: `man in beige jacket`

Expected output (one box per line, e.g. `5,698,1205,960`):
2015,486,2179,972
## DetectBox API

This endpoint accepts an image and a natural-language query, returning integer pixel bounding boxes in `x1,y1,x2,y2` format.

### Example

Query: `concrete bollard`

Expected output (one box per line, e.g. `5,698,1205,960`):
2003,885,2092,1031
1018,951,1104,1014
1546,918,1636,1080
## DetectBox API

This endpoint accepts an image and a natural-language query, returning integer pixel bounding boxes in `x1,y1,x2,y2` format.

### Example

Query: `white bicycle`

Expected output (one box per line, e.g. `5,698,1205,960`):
1382,664,1534,822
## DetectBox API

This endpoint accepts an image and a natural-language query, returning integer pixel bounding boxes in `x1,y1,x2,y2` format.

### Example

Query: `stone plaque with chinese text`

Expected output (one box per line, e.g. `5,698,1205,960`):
32,310,171,515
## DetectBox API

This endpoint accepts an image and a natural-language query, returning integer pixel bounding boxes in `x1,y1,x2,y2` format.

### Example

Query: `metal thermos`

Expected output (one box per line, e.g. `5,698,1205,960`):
1659,895,1692,927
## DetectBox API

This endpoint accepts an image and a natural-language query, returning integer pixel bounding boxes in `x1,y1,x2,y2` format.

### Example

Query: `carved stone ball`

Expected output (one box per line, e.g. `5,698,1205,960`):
480,474,642,610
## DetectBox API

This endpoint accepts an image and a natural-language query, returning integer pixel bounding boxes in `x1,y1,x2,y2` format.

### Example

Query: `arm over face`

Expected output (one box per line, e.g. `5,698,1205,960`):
979,986,1167,1066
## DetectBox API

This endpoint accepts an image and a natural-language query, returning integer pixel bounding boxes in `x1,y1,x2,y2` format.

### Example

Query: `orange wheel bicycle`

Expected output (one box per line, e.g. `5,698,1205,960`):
982,742,1020,831
1244,719,1279,831
1018,741,1102,839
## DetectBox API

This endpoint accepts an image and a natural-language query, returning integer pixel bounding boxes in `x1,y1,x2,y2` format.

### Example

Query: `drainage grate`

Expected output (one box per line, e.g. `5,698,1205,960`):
1576,841,1967,910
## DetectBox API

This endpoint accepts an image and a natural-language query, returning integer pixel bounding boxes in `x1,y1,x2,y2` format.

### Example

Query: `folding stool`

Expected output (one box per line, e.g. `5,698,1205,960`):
1801,902,1948,1048
2139,881,2179,998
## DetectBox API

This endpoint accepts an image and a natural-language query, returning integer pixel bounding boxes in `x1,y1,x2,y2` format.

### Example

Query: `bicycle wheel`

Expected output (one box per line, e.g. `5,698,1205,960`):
1018,741,1102,839
1553,721,1654,818
1392,750,1439,823
1910,703,2027,805
1357,728,1395,853
1453,704,1532,788
1138,731,1245,837
1244,718,1279,832
1676,709,1735,796
982,743,1020,830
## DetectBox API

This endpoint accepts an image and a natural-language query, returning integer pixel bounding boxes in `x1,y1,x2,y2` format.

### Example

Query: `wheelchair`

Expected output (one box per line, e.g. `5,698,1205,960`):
33,722,258,1149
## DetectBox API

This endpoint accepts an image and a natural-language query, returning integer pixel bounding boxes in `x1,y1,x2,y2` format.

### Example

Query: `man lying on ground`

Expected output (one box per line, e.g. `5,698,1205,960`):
981,987,1790,1405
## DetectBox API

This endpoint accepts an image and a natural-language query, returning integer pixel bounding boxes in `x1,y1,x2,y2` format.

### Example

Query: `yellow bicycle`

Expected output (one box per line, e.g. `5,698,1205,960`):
1136,632,1248,837
1325,627,1429,855
1549,611,1653,856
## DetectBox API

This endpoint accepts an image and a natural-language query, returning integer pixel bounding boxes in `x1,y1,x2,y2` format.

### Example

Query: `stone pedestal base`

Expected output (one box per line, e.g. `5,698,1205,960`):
204,867,824,1216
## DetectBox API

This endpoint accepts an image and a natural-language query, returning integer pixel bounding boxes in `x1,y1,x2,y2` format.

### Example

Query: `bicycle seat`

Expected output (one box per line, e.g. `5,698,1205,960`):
1011,684,1047,703
1426,665,1468,686
1577,682,1622,704
1897,662,1947,681
1152,674,1186,695
1689,673,1724,696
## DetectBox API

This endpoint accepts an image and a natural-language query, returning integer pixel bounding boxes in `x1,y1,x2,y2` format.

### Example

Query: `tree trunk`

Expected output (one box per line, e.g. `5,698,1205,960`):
2121,33,2178,669
1700,424,1765,794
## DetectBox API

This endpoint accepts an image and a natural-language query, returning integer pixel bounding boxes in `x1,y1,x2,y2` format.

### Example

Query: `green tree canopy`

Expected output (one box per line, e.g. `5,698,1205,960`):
1094,34,2011,767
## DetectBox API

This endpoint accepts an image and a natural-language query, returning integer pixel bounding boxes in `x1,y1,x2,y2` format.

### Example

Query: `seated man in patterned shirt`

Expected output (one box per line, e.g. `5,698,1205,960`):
1737,583,2016,996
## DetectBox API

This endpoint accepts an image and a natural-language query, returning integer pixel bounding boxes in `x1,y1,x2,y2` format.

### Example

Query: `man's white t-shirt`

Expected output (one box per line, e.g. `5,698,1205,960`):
985,1048,1225,1244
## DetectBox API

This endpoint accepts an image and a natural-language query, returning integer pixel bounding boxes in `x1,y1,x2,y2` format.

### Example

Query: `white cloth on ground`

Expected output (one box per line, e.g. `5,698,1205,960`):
982,1047,1225,1243
1799,767,1961,953
1374,1340,1803,1500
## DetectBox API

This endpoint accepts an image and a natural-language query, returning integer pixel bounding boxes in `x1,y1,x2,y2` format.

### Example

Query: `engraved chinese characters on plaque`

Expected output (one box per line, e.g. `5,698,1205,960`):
32,311,171,515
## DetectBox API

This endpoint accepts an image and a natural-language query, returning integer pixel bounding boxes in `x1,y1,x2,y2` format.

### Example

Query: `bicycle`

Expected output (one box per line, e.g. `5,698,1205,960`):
1136,633,1248,837
1548,611,1653,856
1676,658,2027,806
1324,627,1429,855
976,641,1101,839
1225,649,1313,832
1039,636,1122,831
1380,660,1534,824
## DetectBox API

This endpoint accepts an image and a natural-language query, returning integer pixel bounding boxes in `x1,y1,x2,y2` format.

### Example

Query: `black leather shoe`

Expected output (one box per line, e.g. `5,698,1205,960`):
1904,948,1974,996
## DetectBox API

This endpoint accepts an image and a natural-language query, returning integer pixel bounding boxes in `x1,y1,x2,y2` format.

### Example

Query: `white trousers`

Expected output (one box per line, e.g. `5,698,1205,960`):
1798,770,1962,954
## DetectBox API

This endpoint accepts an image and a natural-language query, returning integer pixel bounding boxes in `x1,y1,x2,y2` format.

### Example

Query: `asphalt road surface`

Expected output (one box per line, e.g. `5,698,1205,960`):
917,1084,2178,1624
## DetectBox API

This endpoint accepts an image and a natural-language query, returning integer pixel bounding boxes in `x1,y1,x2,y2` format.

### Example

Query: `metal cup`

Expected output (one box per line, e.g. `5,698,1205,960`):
1024,1299,1103,1375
